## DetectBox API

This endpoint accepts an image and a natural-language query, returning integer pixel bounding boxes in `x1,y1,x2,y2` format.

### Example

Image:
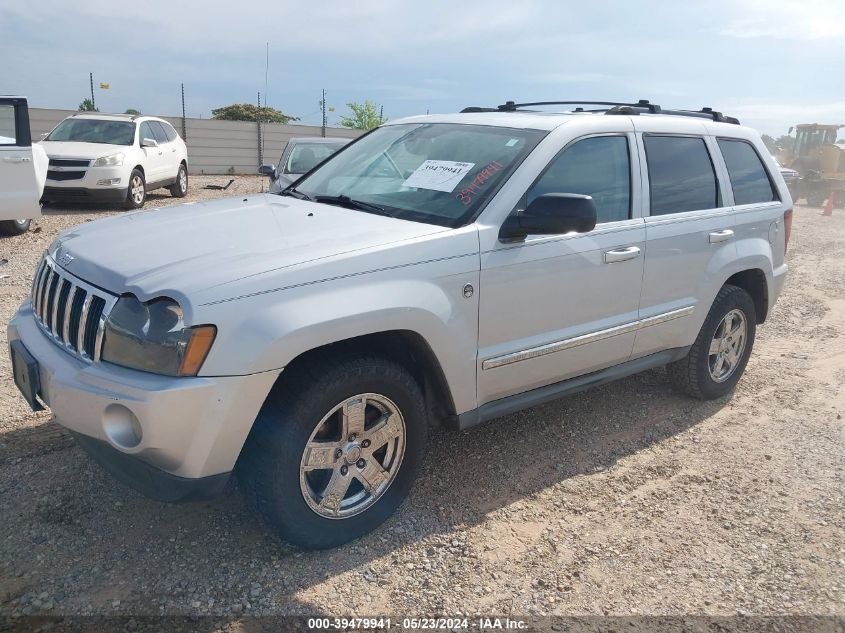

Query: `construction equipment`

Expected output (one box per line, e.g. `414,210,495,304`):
783,123,845,207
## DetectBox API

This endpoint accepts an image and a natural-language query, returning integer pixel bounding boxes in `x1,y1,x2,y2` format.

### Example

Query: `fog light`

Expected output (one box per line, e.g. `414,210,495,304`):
102,403,142,449
96,178,121,186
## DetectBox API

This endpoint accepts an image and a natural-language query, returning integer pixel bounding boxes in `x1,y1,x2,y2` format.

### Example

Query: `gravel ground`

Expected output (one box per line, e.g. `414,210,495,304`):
0,179,842,623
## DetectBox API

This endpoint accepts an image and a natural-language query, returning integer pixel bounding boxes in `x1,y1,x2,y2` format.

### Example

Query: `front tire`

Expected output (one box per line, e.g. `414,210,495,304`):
0,219,31,236
169,164,188,198
124,169,146,210
237,355,427,549
668,284,756,400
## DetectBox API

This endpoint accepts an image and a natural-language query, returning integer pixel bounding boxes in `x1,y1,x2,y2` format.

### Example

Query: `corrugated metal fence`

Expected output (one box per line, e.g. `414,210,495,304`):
28,108,362,175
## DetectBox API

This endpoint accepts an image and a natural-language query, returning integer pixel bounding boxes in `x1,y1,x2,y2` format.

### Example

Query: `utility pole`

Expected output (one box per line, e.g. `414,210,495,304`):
321,88,327,138
181,83,187,140
89,73,95,110
257,91,263,166
379,104,384,125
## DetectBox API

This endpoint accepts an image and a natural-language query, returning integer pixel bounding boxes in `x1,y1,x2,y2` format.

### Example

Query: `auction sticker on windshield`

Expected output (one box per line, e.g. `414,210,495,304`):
403,160,475,192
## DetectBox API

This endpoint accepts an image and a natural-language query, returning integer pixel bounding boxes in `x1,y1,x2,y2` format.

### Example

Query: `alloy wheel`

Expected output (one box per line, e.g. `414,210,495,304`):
299,393,406,519
131,176,145,204
708,308,747,382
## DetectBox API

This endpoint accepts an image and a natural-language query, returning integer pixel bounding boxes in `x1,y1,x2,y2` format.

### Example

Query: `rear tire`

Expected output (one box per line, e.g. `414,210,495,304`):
124,169,146,210
0,219,31,236
668,284,756,400
169,164,188,198
237,355,427,549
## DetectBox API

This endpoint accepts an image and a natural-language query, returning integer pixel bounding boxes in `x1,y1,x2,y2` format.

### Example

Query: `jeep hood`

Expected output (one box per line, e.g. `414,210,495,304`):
52,194,449,303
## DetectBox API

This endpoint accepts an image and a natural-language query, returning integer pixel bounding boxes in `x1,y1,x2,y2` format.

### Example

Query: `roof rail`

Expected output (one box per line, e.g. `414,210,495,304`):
70,111,143,121
460,100,740,125
497,99,662,113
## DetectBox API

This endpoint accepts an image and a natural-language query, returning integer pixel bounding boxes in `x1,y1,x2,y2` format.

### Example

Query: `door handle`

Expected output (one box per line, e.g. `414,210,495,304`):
604,246,641,263
709,229,734,244
2,156,30,163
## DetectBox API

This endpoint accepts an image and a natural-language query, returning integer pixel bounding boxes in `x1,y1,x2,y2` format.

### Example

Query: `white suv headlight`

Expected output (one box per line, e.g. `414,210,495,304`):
102,295,216,376
93,152,125,167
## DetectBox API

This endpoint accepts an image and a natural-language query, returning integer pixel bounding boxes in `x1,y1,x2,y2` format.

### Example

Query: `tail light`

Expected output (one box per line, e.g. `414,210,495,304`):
783,208,793,252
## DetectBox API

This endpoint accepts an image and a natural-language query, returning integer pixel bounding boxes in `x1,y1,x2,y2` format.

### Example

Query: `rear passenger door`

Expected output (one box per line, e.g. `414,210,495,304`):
0,98,43,221
632,129,735,358
150,121,181,180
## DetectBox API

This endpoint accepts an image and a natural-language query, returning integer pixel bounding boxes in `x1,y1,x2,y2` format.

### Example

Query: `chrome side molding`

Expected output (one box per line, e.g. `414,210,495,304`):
482,306,694,370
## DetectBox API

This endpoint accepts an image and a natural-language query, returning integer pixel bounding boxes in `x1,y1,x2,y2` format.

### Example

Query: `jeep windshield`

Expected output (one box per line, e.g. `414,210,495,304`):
287,123,546,228
46,119,135,145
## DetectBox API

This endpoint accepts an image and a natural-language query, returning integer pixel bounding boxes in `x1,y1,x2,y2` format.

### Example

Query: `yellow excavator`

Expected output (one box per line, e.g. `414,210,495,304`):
782,123,845,206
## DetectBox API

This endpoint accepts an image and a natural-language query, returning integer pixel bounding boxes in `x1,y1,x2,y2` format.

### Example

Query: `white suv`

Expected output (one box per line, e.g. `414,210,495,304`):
40,113,188,209
9,100,790,549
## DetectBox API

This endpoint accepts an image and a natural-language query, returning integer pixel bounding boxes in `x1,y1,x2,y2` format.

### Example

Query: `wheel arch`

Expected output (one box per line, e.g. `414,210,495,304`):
724,268,769,323
270,329,458,428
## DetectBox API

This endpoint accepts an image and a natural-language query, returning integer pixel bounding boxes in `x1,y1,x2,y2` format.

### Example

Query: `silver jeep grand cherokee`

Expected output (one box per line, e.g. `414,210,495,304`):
9,100,790,549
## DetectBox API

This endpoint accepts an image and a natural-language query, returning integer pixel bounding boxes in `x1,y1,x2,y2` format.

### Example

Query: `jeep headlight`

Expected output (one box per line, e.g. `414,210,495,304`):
101,296,216,376
93,152,125,167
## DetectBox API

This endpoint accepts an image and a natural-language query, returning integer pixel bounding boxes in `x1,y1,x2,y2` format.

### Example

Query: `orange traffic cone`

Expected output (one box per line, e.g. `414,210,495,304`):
822,191,835,216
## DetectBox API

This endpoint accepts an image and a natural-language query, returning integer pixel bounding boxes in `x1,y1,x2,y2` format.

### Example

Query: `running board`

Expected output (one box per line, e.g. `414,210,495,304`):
455,347,690,431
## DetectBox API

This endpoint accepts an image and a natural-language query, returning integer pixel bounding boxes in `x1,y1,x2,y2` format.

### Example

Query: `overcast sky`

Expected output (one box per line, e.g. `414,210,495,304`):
2,0,843,136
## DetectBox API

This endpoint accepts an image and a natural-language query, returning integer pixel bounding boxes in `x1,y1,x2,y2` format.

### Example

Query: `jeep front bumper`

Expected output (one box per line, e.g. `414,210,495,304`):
8,301,281,501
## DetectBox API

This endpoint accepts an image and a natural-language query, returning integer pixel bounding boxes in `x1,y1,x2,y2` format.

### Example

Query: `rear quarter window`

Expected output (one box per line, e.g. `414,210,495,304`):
717,139,777,205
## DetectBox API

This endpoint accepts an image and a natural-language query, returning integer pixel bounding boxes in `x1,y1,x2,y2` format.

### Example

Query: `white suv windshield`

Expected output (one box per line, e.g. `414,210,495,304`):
47,119,135,145
290,123,546,227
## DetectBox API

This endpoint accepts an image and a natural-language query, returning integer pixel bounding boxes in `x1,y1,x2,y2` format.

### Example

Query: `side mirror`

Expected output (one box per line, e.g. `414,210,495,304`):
499,193,597,241
141,137,158,148
39,132,48,140
258,164,276,178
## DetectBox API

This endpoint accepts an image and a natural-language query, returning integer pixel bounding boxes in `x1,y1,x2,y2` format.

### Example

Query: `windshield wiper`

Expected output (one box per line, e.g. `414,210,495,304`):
314,194,391,216
279,187,314,201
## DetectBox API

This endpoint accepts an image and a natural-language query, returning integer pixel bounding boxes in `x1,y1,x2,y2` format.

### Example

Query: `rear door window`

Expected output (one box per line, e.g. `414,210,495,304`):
644,135,719,215
161,122,179,142
717,139,777,205
149,121,169,144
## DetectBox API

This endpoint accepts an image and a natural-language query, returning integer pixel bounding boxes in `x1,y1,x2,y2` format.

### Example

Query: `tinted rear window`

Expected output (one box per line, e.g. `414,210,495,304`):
717,139,777,205
644,135,719,215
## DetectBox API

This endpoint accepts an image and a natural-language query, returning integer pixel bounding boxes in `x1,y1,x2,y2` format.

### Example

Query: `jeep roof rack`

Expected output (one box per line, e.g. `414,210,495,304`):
460,100,740,125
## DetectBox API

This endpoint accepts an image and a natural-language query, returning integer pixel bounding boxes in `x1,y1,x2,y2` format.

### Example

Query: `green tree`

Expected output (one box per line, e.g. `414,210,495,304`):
124,108,141,115
339,100,383,130
77,98,98,112
211,103,298,124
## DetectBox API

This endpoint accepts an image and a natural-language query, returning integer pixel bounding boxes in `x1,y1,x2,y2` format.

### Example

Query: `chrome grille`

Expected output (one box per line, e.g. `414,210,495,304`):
30,254,116,362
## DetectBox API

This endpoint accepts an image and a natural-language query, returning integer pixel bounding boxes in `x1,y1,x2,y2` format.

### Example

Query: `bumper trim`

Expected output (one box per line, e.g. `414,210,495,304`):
42,186,128,204
71,432,230,502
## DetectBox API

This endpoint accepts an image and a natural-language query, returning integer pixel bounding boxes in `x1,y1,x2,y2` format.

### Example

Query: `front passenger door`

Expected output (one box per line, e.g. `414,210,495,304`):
477,133,645,405
139,121,166,183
